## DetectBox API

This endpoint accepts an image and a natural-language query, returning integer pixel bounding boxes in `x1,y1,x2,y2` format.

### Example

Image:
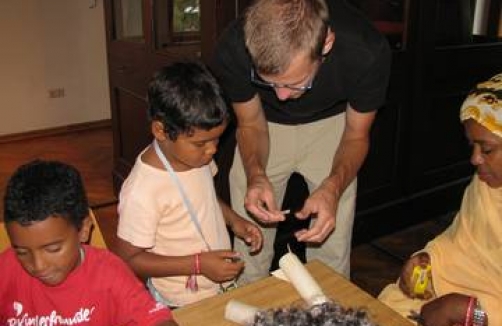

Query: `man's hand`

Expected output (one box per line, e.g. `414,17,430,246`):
294,180,339,243
230,217,263,253
244,174,285,223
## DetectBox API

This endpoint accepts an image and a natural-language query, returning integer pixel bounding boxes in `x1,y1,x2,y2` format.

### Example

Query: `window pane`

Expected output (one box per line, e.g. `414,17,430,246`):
173,0,200,33
154,0,200,49
112,0,144,43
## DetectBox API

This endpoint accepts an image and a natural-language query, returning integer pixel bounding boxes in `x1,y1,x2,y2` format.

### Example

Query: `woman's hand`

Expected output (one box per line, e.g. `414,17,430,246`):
420,293,471,326
399,252,433,299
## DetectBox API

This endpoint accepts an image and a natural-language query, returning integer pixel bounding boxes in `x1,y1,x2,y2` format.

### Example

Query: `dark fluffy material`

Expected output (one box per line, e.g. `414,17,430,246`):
251,302,377,326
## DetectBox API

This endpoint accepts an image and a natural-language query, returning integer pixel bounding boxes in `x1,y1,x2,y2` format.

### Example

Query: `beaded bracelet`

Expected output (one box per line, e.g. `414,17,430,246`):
464,296,475,326
472,299,486,326
186,253,201,292
194,253,201,274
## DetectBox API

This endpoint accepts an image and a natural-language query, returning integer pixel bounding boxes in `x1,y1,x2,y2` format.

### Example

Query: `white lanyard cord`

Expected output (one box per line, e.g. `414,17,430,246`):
153,140,212,251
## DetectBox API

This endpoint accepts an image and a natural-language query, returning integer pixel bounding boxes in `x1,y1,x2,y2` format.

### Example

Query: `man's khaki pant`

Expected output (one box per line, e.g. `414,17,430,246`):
230,113,357,284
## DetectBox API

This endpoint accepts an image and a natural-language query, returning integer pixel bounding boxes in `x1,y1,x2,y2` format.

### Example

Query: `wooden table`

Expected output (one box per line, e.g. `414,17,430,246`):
173,260,413,325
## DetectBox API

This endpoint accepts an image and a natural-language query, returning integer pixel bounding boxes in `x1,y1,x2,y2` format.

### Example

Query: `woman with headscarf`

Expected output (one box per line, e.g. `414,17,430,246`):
378,73,502,326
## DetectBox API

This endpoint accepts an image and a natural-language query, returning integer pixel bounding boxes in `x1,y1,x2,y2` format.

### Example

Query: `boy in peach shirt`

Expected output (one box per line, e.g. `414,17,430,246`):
116,62,263,307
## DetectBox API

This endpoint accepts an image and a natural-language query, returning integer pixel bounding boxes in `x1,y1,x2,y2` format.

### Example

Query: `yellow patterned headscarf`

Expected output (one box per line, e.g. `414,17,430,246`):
460,73,502,137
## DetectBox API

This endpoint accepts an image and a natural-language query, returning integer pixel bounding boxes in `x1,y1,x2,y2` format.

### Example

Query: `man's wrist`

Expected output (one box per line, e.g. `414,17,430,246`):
247,170,267,183
321,177,341,199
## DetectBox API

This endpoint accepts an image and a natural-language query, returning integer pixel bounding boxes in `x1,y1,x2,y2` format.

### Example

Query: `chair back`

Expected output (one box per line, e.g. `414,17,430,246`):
0,209,107,252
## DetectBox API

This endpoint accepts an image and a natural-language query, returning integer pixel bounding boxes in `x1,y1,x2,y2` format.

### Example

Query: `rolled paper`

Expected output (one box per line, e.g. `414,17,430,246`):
224,299,260,325
278,252,329,306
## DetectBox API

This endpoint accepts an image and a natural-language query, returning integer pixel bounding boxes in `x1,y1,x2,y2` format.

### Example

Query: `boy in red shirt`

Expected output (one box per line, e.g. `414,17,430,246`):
0,160,178,326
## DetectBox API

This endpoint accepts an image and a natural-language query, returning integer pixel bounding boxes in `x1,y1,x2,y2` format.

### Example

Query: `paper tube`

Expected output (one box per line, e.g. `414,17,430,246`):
224,299,259,325
278,252,329,306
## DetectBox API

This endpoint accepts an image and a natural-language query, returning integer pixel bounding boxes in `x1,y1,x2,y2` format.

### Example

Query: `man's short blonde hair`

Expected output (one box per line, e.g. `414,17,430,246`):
244,0,329,75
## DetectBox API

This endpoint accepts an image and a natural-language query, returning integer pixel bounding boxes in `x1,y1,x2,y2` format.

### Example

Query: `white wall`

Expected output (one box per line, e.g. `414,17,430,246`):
0,0,110,136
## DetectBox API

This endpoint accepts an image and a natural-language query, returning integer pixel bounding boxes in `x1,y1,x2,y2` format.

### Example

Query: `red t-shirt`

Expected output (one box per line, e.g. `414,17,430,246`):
0,245,173,325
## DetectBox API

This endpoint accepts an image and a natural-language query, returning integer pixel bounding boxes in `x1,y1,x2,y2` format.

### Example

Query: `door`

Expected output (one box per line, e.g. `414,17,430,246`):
103,0,242,190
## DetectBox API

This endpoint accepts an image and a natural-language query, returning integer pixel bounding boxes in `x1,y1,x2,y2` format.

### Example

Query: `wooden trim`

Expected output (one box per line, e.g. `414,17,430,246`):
0,119,111,144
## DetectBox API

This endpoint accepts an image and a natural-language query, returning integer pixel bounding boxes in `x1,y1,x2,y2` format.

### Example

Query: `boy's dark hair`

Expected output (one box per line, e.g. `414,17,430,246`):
147,61,229,141
4,160,89,229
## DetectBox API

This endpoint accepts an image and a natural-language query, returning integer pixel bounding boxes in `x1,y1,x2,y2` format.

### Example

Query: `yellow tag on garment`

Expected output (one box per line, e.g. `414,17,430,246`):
412,264,431,296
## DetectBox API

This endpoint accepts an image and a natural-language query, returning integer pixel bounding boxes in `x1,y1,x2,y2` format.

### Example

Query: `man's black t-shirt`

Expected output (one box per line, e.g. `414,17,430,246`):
211,0,392,125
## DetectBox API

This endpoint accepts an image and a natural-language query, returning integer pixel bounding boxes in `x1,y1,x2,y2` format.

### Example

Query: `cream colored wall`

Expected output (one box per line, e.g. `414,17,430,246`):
0,0,110,136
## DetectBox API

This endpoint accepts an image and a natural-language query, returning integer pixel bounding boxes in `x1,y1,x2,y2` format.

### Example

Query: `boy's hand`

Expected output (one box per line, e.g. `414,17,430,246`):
199,250,244,282
231,217,263,253
399,252,434,299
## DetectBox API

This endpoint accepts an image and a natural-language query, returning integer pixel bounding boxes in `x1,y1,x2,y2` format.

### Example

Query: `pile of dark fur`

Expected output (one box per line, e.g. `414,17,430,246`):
251,302,377,326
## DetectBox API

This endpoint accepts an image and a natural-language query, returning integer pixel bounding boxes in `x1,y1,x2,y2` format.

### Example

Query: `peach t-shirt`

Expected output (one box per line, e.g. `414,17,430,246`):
117,148,231,306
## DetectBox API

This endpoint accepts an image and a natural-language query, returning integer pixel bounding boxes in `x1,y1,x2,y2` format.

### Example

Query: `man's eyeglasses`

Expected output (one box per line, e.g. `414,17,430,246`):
250,67,315,92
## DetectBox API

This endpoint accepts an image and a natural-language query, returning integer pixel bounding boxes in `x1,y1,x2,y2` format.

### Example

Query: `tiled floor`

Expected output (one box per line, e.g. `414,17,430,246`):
350,214,453,297
0,126,454,298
